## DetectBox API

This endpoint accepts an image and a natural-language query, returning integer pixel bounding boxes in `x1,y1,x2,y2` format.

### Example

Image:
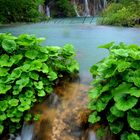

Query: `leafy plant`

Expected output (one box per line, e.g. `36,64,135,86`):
99,1,140,26
88,42,140,139
0,33,79,135
0,0,45,23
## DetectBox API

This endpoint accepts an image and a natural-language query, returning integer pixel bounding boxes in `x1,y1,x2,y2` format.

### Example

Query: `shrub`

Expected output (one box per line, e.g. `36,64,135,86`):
99,1,140,26
0,33,79,135
0,0,44,23
88,42,140,140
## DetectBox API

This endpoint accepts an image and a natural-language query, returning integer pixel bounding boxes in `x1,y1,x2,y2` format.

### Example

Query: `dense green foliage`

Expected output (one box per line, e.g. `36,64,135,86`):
0,0,44,23
50,0,76,17
0,33,79,135
99,0,140,26
88,43,140,139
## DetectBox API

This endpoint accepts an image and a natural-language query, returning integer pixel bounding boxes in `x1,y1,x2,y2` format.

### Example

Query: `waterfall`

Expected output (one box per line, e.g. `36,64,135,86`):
103,0,107,9
21,123,34,140
46,5,50,17
84,0,90,16
73,0,80,17
88,130,97,140
38,5,44,13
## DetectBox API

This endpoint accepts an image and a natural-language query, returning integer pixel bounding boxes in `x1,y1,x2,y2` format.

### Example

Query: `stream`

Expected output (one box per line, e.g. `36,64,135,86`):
1,18,140,140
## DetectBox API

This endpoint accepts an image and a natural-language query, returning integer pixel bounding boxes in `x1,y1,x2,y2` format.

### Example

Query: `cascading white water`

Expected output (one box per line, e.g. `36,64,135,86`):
21,123,34,140
73,0,80,17
46,6,50,17
103,0,107,9
84,0,90,16
88,130,97,140
38,5,44,13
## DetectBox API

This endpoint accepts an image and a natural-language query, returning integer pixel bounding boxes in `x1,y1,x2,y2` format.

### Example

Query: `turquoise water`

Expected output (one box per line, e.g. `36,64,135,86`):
1,19,140,83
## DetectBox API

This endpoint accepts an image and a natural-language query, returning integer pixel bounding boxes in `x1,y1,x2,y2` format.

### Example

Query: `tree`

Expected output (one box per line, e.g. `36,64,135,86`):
0,0,44,23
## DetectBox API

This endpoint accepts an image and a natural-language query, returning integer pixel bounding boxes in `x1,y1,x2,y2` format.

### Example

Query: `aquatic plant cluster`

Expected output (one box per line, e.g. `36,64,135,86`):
88,43,140,139
0,33,79,135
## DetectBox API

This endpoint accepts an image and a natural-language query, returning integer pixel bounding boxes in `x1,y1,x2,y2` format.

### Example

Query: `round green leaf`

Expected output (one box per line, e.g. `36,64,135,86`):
25,50,38,60
115,95,138,111
37,90,46,97
109,121,124,134
88,111,101,124
2,39,17,53
127,109,140,131
110,105,125,117
8,99,19,107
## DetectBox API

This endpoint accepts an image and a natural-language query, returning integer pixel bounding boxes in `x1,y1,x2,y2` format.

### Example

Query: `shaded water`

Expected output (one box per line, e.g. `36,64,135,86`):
32,77,90,140
1,18,140,140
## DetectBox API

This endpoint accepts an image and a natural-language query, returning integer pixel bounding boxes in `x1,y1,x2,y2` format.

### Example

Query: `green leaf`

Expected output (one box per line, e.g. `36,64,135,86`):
96,94,112,112
48,71,57,81
0,83,12,94
67,60,79,72
37,53,48,62
30,60,42,71
127,109,140,131
22,64,30,71
44,86,53,93
88,111,101,124
8,67,22,81
24,113,32,122
117,61,131,72
33,114,40,121
8,99,19,107
0,113,7,121
0,67,9,77
0,100,8,111
132,77,140,87
10,117,20,123
37,90,46,97
110,105,125,117
2,39,17,53
128,133,140,140
16,77,30,89
25,90,34,98
0,125,4,134
0,54,13,67
41,63,49,74
25,50,38,60
18,104,30,112
121,132,140,140
88,86,102,99
96,127,105,138
109,121,124,134
34,81,43,89
12,85,22,95
10,54,23,65
115,95,138,111
112,83,138,111
111,49,129,57
29,72,39,80
98,42,114,49
107,113,117,123
62,44,75,56
90,64,98,77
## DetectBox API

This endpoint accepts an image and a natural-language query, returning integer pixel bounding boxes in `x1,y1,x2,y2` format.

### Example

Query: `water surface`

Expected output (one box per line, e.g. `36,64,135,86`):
1,19,140,83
